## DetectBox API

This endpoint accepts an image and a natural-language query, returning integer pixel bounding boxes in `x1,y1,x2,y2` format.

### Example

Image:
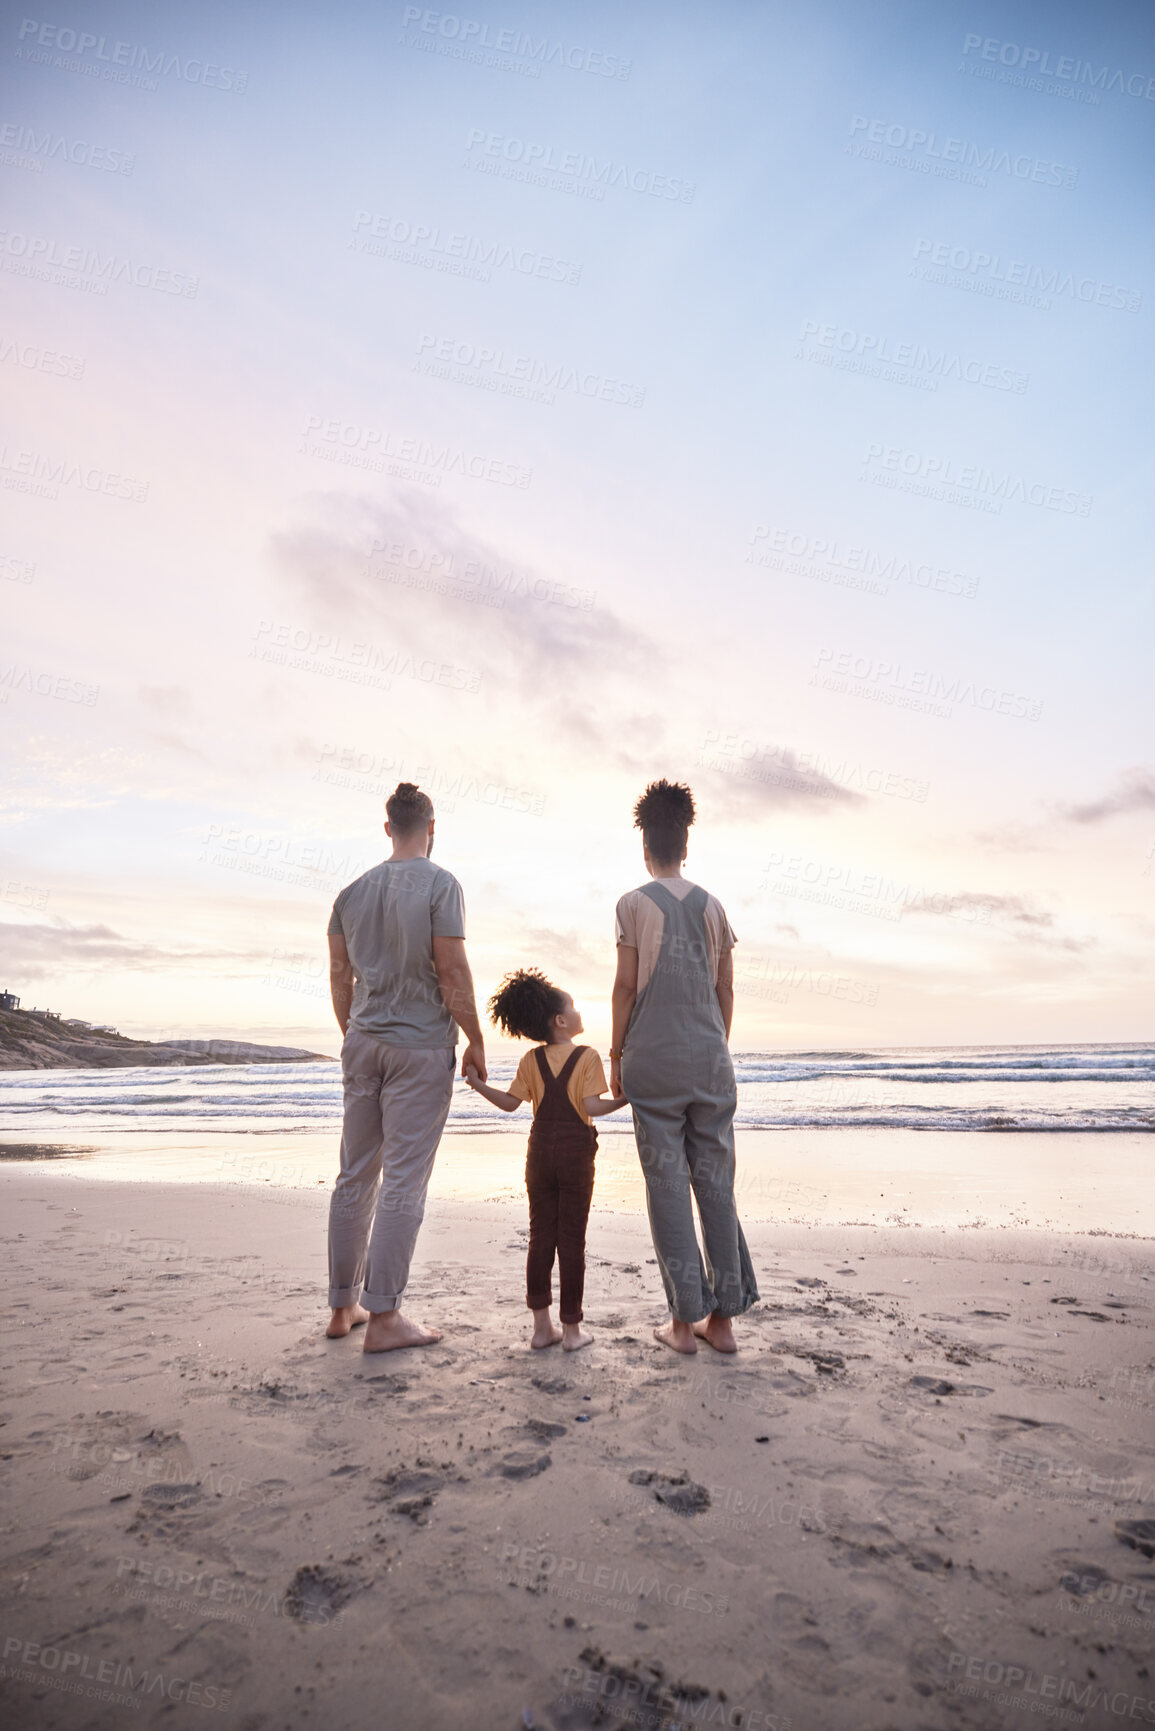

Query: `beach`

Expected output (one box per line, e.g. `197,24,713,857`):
2,1164,1152,1731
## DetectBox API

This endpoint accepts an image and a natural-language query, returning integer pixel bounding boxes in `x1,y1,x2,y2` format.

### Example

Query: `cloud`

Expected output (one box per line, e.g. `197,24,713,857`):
269,493,874,809
900,894,1094,951
1056,768,1155,825
0,921,265,982
973,823,1053,853
693,751,864,818
521,926,617,981
271,490,663,722
138,685,193,715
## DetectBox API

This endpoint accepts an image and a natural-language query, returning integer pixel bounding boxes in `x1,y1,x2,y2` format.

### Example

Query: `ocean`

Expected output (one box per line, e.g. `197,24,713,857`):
1,1042,1151,1139
2,1044,1150,1232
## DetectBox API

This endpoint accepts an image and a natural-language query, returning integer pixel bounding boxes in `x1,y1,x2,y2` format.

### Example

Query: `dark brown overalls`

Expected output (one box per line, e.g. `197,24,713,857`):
525,1045,597,1323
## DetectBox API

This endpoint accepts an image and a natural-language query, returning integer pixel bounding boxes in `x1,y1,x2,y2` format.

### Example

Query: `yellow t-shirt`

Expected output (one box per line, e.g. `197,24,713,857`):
508,1043,608,1126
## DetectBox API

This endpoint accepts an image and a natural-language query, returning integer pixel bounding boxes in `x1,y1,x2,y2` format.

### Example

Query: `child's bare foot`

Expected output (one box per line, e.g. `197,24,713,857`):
326,1303,370,1338
562,1324,593,1352
363,1310,442,1353
692,1314,737,1353
653,1320,697,1354
529,1306,561,1349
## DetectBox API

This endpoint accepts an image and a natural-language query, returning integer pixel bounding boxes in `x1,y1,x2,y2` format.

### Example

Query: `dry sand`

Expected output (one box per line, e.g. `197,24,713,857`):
1,1167,1153,1731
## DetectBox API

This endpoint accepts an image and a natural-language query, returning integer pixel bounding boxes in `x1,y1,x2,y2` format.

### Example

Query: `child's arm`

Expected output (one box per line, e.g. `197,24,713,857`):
583,1090,629,1117
464,1061,523,1113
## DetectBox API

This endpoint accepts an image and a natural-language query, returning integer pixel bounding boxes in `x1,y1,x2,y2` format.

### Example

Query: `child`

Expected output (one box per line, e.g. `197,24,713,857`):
464,968,627,1351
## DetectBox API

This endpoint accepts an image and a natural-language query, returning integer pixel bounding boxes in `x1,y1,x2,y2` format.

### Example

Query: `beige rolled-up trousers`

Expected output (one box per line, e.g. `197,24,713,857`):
327,1030,455,1312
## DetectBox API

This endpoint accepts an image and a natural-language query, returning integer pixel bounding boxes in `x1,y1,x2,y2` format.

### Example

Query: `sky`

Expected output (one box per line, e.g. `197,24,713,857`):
1,0,1153,1057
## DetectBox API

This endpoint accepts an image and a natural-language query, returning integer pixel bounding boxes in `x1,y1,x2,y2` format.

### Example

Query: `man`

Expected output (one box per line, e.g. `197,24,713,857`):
609,779,758,1354
325,781,486,1352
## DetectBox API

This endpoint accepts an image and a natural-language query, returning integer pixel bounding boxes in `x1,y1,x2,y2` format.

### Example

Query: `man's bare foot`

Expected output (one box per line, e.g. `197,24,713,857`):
363,1310,443,1353
326,1303,371,1339
653,1320,697,1355
562,1325,593,1352
693,1314,737,1353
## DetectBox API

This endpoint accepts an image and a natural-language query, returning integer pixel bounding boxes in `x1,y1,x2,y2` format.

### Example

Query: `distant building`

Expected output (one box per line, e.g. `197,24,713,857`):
0,989,19,1011
27,1007,61,1021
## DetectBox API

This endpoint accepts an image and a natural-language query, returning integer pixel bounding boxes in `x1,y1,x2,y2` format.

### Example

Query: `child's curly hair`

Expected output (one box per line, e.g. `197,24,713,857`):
487,968,566,1043
634,779,695,865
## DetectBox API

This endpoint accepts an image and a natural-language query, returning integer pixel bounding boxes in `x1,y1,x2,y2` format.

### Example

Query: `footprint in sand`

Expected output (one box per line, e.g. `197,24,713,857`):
128,1481,206,1540
1115,1518,1155,1559
907,1376,993,1398
627,1468,711,1515
284,1564,359,1623
369,1465,447,1522
494,1450,552,1480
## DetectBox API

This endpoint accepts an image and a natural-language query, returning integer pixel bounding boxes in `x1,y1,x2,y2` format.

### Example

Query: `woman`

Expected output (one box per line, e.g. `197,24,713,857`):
609,780,759,1353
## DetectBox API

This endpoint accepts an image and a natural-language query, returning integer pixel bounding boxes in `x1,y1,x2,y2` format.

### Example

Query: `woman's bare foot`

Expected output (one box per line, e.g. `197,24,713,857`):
562,1324,593,1352
326,1303,371,1339
693,1314,737,1353
363,1310,443,1353
653,1320,697,1354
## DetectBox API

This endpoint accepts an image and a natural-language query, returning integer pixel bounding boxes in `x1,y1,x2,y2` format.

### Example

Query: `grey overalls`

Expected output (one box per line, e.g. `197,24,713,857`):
620,881,759,1323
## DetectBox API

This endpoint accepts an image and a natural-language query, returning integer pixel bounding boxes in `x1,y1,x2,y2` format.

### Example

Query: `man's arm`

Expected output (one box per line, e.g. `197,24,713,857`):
715,946,734,1039
432,935,487,1081
609,943,639,1097
328,932,354,1035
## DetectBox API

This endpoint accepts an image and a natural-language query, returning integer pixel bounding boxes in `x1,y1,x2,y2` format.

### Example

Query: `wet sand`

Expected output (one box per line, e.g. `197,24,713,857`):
0,1127,1149,1234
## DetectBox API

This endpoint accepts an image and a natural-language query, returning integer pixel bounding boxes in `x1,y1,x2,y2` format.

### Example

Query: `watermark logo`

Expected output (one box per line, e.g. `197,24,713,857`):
0,442,147,502
0,229,197,297
811,646,1043,722
0,662,98,705
399,9,631,80
860,442,1092,518
249,618,483,695
0,334,85,379
350,209,582,287
846,114,1078,189
0,119,134,174
464,128,694,202
910,238,1141,315
959,33,1155,103
368,534,594,608
414,332,644,407
699,730,930,803
300,413,531,490
13,18,248,93
796,319,1027,394
747,525,976,600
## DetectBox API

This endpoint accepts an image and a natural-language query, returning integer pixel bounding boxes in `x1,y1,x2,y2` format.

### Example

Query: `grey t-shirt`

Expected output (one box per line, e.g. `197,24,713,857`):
327,858,466,1046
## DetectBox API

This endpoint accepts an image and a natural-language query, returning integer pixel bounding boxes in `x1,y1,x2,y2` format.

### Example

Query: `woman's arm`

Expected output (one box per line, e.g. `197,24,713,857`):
609,944,639,1096
463,1063,523,1112
583,1092,629,1117
715,947,734,1039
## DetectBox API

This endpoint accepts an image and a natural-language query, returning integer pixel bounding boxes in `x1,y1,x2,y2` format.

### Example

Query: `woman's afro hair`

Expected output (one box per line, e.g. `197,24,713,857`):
633,779,695,864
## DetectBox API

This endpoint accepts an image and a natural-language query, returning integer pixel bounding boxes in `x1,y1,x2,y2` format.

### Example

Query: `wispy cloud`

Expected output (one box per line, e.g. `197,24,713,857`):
901,894,1094,952
1,921,265,980
1056,768,1155,825
694,754,865,818
271,494,876,810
